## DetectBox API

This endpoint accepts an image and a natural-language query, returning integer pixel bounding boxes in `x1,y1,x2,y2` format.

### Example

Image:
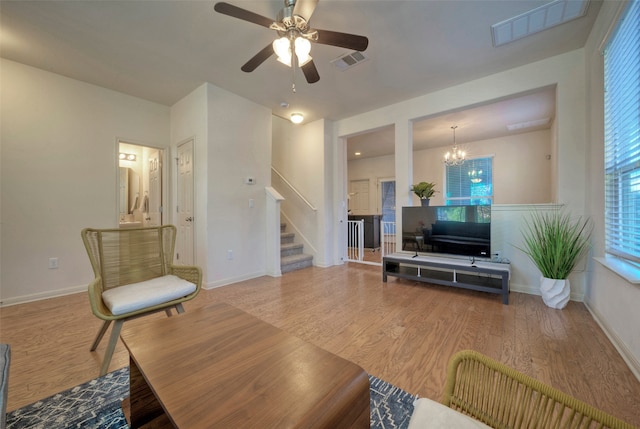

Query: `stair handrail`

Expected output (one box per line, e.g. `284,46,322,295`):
271,166,317,212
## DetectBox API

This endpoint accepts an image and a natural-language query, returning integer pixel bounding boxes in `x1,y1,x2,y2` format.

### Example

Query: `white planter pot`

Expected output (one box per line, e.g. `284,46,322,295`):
539,277,570,309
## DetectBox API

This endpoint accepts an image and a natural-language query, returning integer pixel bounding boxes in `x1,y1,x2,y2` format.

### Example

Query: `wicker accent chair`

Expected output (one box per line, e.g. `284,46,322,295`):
442,350,636,429
81,225,201,376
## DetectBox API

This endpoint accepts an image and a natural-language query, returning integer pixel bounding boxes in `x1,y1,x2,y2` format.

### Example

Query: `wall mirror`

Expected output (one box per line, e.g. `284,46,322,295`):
119,167,141,216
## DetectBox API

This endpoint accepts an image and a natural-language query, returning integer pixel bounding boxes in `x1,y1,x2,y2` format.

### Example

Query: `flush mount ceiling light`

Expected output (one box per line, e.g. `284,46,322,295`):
119,152,136,161
444,126,465,166
491,0,590,47
290,113,304,124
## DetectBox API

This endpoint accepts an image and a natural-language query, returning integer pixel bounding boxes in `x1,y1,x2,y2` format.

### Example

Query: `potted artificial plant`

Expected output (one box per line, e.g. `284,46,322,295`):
518,209,592,309
411,182,437,206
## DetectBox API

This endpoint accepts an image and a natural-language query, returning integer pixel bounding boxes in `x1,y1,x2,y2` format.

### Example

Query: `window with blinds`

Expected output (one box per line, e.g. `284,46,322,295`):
445,157,493,206
604,0,640,263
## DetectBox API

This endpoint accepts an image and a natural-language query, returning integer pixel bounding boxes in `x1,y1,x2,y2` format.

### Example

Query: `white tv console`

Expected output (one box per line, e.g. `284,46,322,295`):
382,252,511,304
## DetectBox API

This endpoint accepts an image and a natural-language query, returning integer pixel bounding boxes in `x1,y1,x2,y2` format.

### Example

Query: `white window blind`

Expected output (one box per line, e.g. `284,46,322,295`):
445,157,493,206
604,0,640,263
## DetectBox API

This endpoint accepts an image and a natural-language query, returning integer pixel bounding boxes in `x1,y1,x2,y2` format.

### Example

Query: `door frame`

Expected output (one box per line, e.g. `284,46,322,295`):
115,138,167,228
174,137,196,266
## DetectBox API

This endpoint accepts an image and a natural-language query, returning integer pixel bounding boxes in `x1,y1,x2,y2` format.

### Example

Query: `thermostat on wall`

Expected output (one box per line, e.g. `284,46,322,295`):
245,176,255,185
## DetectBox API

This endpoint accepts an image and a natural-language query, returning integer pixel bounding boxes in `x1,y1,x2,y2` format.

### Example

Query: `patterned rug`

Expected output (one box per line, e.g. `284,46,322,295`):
7,368,417,428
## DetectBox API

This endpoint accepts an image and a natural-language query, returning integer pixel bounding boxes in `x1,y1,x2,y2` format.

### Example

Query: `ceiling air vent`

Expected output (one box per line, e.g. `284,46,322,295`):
491,0,589,47
331,51,368,71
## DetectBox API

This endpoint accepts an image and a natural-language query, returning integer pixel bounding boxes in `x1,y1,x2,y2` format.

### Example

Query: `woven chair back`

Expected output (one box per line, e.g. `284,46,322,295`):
443,350,635,429
81,225,176,291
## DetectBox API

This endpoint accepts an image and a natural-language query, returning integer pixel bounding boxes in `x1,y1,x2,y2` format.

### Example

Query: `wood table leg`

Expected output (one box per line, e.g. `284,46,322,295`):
128,358,174,428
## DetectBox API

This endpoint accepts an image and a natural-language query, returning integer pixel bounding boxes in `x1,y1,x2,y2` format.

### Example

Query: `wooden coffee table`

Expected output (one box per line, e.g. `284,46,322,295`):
120,302,370,428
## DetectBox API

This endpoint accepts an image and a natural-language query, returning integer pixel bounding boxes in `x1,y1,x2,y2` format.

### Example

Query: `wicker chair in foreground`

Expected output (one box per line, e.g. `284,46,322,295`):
81,225,202,376
440,349,635,429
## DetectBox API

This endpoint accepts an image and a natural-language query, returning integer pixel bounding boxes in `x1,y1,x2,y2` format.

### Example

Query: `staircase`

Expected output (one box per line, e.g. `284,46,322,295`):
280,223,313,273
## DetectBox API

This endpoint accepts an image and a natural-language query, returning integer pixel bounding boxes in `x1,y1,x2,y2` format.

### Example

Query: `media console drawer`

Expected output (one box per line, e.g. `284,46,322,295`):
382,253,511,304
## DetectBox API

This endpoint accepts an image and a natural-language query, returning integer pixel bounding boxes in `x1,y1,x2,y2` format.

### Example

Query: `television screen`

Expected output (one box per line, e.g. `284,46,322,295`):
402,205,491,258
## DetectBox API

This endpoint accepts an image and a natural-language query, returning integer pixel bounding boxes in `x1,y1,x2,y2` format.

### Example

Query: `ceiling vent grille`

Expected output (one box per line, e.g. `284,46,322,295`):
491,0,589,47
331,51,368,71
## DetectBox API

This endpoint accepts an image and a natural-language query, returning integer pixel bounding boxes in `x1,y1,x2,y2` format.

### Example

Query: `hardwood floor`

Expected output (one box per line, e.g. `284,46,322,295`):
1,263,639,427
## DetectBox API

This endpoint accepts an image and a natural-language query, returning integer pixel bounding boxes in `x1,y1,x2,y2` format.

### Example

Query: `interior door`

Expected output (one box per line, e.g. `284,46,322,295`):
146,149,162,227
176,140,195,265
349,179,369,214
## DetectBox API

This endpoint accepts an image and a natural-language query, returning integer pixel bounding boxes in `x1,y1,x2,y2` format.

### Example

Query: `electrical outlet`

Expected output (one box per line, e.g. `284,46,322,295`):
227,250,233,260
49,257,59,269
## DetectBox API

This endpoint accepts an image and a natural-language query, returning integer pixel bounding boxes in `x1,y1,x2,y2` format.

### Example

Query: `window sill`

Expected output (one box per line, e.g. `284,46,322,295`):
594,255,640,284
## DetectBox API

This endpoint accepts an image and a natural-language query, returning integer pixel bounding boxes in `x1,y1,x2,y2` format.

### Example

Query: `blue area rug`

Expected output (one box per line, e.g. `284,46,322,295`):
7,368,417,428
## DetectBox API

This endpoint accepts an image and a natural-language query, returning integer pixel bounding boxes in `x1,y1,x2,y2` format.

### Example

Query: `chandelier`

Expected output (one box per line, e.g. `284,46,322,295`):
444,126,465,166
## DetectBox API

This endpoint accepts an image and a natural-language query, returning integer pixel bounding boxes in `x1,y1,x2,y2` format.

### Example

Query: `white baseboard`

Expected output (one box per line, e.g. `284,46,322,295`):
204,269,267,289
509,282,585,302
584,300,640,382
508,282,539,296
0,285,86,307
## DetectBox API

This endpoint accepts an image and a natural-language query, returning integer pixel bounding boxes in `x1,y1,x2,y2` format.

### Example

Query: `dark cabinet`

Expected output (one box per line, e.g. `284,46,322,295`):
348,214,381,249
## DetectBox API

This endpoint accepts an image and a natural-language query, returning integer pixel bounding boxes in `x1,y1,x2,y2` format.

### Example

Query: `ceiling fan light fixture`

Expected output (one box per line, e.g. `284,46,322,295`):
290,113,304,124
273,36,312,67
273,37,292,66
294,37,312,66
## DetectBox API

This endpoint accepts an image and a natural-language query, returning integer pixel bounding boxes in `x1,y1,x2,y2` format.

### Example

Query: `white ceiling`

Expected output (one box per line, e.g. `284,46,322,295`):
1,1,598,133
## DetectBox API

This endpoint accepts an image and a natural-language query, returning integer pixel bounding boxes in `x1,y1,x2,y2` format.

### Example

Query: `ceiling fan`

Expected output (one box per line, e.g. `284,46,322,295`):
214,0,369,88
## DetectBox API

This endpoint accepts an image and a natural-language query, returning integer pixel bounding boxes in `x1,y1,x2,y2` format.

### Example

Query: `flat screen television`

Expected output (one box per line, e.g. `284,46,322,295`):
402,205,491,259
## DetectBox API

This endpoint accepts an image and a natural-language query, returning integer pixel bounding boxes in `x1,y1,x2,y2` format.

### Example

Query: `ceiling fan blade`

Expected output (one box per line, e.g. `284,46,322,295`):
292,0,319,22
241,44,274,73
214,2,274,28
301,60,320,84
315,29,369,51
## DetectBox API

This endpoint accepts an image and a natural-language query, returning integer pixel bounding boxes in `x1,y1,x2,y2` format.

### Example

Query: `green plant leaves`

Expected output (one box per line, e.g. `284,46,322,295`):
518,210,592,279
411,182,437,199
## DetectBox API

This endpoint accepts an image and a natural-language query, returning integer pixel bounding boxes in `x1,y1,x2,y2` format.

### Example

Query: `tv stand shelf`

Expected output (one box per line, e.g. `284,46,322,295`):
382,253,511,304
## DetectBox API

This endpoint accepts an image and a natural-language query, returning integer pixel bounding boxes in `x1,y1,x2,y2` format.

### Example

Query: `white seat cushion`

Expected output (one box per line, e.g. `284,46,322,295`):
102,275,196,316
408,398,492,429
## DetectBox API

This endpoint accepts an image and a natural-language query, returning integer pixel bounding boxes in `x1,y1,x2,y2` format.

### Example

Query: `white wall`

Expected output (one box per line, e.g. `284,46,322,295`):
205,84,272,286
0,59,170,305
347,154,395,215
272,116,335,266
336,50,586,208
171,83,272,288
348,129,552,210
583,0,640,379
170,84,209,279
